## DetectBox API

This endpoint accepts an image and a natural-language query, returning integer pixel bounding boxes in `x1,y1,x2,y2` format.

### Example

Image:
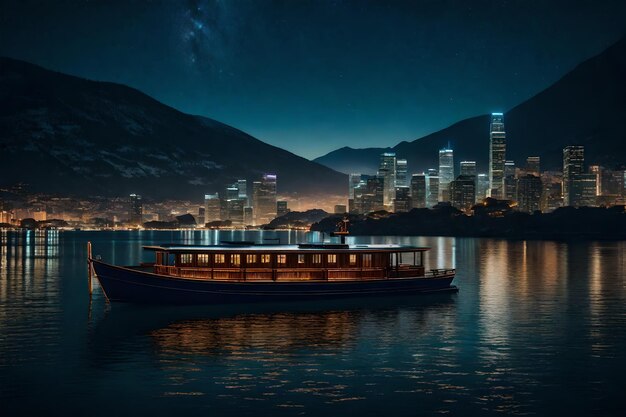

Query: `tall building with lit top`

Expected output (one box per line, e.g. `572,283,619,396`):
252,174,277,225
438,148,454,201
476,173,489,203
489,113,506,198
204,193,221,223
517,175,543,213
526,157,540,177
563,146,585,206
378,153,397,209
396,159,408,187
504,160,516,200
129,194,143,225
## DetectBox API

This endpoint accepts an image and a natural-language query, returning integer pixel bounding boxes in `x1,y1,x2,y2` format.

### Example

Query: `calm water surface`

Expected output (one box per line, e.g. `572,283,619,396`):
0,230,624,416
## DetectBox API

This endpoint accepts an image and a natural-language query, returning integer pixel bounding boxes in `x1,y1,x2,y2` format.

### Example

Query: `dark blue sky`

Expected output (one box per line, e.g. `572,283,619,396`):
1,0,625,159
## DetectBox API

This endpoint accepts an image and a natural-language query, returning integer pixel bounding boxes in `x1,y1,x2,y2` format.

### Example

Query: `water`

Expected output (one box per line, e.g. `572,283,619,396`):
1,230,625,416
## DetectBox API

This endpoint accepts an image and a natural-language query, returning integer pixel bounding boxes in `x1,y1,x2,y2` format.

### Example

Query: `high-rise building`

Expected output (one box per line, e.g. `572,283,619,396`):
517,175,543,213
237,179,248,201
563,146,585,206
222,198,244,225
396,159,408,187
489,113,506,198
252,174,277,225
243,206,254,225
526,157,541,177
410,174,427,209
225,185,239,200
427,175,439,208
129,194,143,225
570,174,597,207
334,205,347,214
438,148,454,202
504,160,516,200
476,173,489,203
393,187,411,213
449,175,476,211
276,200,290,217
378,153,397,209
204,193,221,223
349,173,362,199
353,176,384,214
460,161,477,177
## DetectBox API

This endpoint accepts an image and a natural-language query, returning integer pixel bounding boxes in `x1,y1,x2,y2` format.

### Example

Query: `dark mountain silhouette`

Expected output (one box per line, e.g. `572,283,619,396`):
315,36,626,174
0,57,347,199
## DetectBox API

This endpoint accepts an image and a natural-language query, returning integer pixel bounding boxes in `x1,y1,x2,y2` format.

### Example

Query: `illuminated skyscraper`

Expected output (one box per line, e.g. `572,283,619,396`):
526,157,541,177
570,174,597,207
476,173,489,203
410,174,427,209
237,179,248,201
252,174,277,225
129,194,143,225
393,186,411,212
489,113,506,198
449,175,476,211
460,161,477,177
378,153,397,209
563,146,585,206
427,175,439,208
504,160,516,200
438,148,454,201
396,159,408,187
277,200,289,217
204,193,221,223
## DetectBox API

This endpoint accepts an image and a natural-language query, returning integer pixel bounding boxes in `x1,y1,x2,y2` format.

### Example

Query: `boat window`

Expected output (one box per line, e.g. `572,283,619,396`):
362,254,372,267
197,254,209,266
231,254,240,266
215,254,225,264
298,254,306,264
327,254,337,264
180,253,193,266
246,254,256,264
312,254,321,264
277,254,286,265
349,254,357,266
261,254,271,264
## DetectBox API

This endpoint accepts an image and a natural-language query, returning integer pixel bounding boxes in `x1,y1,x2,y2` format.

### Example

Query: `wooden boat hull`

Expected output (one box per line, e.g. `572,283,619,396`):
91,260,457,304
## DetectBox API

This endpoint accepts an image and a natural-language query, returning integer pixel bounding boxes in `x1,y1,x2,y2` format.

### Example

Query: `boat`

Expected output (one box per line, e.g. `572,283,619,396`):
89,239,457,304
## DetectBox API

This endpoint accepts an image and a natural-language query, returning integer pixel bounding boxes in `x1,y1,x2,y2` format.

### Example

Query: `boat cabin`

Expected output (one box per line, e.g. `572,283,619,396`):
144,243,430,282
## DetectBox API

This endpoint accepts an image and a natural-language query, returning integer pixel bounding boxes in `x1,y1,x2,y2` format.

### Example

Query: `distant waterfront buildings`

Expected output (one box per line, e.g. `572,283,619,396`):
410,174,427,209
526,156,541,176
427,174,439,208
349,173,362,199
393,186,411,213
438,148,454,202
129,194,143,225
488,113,506,198
459,161,477,177
334,204,347,214
476,173,489,203
504,160,516,200
352,176,384,214
570,174,597,207
277,200,290,218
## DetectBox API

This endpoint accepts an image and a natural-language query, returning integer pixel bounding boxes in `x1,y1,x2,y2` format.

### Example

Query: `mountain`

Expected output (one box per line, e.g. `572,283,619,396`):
0,57,347,200
315,36,626,174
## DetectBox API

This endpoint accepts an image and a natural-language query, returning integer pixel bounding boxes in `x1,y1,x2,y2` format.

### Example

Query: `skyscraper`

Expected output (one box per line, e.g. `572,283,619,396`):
489,113,506,198
410,174,427,209
204,193,221,223
517,174,543,213
378,153,397,209
396,159,408,187
252,173,277,225
352,176,384,214
570,174,597,207
427,175,439,208
476,173,489,203
459,161,477,177
526,157,541,177
393,187,411,212
237,179,248,201
277,200,289,217
504,160,516,200
438,148,454,201
563,146,585,206
349,173,362,199
129,194,143,225
449,175,476,211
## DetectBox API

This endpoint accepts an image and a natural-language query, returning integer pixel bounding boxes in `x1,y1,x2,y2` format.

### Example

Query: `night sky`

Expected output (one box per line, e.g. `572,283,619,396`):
1,0,625,159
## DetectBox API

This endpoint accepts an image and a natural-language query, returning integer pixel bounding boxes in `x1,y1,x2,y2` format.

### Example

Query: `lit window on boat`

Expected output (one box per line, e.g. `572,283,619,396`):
246,254,256,264
277,254,286,264
362,254,372,267
261,254,271,264
349,254,357,265
180,254,193,265
312,254,321,264
197,254,209,266
298,254,306,264
215,254,225,263
231,254,240,266
327,254,337,264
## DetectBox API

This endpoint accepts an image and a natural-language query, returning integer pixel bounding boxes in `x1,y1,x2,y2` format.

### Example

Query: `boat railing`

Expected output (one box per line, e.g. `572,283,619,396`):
426,268,456,277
